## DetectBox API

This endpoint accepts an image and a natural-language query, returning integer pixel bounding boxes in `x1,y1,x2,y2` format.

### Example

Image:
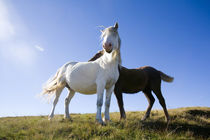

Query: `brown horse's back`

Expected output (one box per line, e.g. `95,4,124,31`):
139,66,161,82
116,66,146,93
116,66,161,93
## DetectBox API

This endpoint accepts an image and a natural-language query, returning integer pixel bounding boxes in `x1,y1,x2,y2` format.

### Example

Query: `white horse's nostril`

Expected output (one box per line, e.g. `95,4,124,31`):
104,42,111,47
104,43,112,48
103,42,113,53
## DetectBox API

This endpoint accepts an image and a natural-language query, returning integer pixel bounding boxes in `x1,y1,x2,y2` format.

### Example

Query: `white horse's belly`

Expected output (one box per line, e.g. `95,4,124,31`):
66,62,99,94
72,83,97,94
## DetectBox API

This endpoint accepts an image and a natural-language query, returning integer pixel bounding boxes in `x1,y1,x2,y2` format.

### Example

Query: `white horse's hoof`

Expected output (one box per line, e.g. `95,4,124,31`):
64,115,70,119
105,120,111,124
103,117,111,122
48,117,53,121
103,118,111,123
96,119,104,125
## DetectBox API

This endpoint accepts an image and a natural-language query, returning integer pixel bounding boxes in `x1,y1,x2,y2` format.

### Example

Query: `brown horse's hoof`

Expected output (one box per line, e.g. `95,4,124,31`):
120,118,126,121
120,115,126,120
120,117,126,122
164,118,170,131
141,115,149,121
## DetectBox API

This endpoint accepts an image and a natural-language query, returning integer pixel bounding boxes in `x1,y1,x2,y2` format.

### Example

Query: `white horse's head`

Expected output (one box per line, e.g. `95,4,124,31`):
101,22,120,53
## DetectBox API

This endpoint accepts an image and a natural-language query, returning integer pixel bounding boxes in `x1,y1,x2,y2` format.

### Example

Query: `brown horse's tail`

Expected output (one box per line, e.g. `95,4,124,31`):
159,71,174,83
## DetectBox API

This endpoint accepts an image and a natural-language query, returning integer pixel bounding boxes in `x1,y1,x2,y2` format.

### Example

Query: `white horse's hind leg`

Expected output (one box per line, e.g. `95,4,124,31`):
64,89,75,119
48,87,64,120
104,86,114,122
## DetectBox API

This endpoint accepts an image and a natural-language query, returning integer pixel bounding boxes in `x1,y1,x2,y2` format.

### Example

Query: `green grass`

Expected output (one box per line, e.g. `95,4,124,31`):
0,107,209,140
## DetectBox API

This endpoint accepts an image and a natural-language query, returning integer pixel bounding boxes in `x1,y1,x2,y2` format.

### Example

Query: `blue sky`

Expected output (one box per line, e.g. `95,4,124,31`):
0,0,210,117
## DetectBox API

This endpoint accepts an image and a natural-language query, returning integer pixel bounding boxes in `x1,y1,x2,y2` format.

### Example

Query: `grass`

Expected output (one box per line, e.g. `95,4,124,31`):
0,107,209,140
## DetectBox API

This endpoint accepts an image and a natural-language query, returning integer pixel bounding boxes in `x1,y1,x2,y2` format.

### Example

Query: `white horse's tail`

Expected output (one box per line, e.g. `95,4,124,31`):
40,63,70,96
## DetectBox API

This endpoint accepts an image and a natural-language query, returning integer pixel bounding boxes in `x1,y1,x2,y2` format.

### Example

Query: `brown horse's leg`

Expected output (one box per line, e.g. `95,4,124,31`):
114,90,126,119
142,89,155,121
153,87,170,123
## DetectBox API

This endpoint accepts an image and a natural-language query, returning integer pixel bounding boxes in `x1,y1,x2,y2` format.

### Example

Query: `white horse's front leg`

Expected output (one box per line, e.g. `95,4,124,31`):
104,85,114,122
96,83,105,124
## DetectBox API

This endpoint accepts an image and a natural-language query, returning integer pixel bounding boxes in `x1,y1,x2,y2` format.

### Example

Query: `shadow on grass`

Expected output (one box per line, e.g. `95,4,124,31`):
139,118,210,139
186,109,210,118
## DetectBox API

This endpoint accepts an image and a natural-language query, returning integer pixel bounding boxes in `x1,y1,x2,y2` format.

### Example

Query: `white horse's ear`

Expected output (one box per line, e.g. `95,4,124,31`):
114,22,118,29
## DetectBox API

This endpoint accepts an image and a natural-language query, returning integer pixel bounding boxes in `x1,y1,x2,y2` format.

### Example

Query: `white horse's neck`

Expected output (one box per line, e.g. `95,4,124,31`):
98,49,121,68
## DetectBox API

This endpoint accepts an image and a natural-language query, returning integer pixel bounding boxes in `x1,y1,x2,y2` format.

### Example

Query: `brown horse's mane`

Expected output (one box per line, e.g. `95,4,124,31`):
88,50,104,62
89,48,121,64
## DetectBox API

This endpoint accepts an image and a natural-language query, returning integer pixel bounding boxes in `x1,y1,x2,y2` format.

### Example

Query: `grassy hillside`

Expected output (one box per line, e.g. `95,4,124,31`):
0,107,209,140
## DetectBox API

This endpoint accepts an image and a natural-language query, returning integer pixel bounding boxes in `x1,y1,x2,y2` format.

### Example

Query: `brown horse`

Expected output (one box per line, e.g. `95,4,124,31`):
89,50,174,123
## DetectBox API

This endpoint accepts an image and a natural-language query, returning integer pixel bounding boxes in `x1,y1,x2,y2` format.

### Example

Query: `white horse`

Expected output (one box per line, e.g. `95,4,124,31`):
41,23,121,124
